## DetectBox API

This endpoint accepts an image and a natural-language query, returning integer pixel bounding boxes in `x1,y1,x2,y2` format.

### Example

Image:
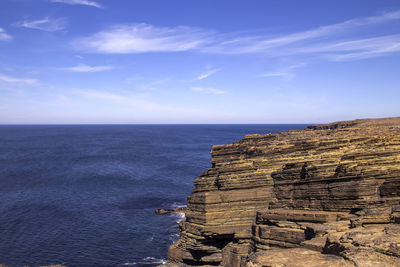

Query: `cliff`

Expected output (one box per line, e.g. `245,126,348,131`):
164,117,400,267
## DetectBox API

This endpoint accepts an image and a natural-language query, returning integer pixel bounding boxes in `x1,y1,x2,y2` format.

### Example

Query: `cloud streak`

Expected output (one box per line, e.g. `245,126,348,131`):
15,17,67,32
260,72,290,78
72,10,400,61
0,27,12,41
206,10,400,55
191,87,227,95
196,68,220,80
0,73,38,85
297,35,400,61
260,63,308,79
51,0,102,8
59,64,114,72
73,23,212,53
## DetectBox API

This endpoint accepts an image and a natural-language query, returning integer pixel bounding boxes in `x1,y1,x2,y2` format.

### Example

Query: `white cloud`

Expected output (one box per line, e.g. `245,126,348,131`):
205,10,400,55
126,76,143,82
73,23,213,53
191,87,227,95
260,63,308,78
72,10,400,61
15,17,67,32
196,68,220,80
51,0,102,8
210,9,400,60
260,72,290,78
0,73,38,85
135,77,171,91
59,64,114,72
298,35,400,61
0,27,12,41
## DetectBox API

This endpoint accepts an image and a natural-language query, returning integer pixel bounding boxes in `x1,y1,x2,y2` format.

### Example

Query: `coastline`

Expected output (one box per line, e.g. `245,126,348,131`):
164,117,400,266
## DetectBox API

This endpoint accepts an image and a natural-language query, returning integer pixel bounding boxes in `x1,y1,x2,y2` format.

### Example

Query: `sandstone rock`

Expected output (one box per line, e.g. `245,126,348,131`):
301,236,327,252
167,117,400,266
156,206,187,214
246,248,354,267
344,250,399,267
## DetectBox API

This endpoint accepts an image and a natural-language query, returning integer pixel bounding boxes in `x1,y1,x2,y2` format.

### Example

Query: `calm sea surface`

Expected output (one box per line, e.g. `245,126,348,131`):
0,124,307,267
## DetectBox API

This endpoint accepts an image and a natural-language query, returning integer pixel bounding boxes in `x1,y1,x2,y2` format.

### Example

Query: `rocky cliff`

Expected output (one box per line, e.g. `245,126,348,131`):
165,117,400,267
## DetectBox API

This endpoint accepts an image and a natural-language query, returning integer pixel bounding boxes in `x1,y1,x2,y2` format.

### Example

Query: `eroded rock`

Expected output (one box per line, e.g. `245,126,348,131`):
166,117,400,266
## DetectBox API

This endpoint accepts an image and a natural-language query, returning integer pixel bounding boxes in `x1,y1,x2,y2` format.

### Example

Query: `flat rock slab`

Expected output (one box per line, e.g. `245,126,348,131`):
257,209,351,223
301,236,327,252
246,248,354,267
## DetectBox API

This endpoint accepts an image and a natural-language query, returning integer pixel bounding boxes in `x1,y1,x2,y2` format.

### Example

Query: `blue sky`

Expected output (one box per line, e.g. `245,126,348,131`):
0,0,399,124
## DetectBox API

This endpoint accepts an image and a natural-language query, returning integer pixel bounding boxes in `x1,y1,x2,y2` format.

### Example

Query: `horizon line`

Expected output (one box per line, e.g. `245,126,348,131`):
0,123,316,126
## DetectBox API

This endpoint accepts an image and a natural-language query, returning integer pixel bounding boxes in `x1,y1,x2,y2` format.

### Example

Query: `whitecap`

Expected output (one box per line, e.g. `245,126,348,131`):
169,233,180,243
170,202,186,209
119,257,167,266
174,212,185,223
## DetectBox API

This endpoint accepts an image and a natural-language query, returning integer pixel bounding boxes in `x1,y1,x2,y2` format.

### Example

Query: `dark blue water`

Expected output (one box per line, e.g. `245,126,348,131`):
0,124,307,267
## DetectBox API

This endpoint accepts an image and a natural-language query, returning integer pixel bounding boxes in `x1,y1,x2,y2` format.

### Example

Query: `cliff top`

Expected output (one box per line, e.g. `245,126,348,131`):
213,117,400,149
306,117,400,130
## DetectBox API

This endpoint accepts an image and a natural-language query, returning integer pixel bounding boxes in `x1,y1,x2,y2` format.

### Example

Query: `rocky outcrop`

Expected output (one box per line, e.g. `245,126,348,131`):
156,207,187,214
165,117,400,266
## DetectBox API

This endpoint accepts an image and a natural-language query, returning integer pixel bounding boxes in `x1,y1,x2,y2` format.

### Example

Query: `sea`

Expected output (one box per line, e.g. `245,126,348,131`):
0,124,308,267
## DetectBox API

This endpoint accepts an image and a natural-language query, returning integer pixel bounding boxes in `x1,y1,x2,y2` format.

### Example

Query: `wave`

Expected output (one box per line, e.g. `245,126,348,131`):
118,257,167,266
170,202,186,209
169,232,180,244
169,202,186,223
117,196,183,210
174,212,185,223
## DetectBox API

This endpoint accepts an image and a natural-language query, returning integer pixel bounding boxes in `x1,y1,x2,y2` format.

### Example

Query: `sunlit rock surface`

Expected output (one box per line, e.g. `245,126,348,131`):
164,117,400,267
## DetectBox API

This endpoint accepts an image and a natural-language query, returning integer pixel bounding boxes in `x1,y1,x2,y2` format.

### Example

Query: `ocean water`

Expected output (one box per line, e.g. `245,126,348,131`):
0,124,307,267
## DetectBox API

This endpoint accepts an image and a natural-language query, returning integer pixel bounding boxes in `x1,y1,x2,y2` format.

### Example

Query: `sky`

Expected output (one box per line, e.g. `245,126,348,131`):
0,0,399,124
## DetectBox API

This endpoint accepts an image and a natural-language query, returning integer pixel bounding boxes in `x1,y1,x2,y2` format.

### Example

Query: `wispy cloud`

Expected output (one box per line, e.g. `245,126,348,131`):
297,35,400,61
73,23,213,53
126,76,143,82
0,27,12,41
72,10,400,61
51,0,102,8
260,63,308,79
260,72,290,78
205,10,400,55
191,87,227,95
59,64,114,72
136,77,171,91
76,89,205,114
196,68,220,80
79,90,142,104
212,9,400,60
124,76,170,89
15,17,67,32
0,73,38,85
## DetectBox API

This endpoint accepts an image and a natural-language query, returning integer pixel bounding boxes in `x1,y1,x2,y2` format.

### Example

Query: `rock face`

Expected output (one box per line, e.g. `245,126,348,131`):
166,117,400,266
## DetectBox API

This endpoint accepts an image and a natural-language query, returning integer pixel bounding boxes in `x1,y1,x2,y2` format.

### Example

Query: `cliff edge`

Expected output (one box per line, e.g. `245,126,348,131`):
164,117,400,267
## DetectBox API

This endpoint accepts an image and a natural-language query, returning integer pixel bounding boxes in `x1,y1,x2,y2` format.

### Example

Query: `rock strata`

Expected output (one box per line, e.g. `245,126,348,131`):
165,117,400,267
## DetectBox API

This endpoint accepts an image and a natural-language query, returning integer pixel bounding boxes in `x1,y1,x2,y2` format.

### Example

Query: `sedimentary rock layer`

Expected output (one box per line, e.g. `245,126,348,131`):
166,117,400,266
